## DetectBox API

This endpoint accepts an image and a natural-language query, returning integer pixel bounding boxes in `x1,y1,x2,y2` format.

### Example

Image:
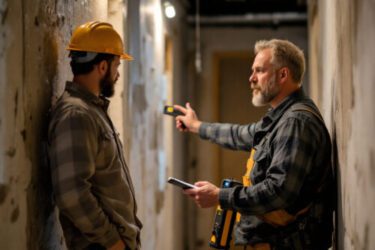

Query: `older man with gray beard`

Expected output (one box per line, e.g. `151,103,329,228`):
174,39,334,250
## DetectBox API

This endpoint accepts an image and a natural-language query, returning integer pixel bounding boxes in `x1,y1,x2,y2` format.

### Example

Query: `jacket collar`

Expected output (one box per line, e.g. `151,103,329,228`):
258,88,306,131
65,81,110,111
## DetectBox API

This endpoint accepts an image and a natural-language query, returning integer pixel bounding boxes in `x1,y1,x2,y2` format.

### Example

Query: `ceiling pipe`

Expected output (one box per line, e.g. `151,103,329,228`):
187,12,307,25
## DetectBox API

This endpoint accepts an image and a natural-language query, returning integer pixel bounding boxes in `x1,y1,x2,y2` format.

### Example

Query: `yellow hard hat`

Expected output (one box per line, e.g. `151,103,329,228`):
67,21,133,60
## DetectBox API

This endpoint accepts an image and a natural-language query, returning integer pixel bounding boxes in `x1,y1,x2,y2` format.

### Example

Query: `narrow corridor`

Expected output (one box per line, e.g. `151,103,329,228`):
0,0,374,249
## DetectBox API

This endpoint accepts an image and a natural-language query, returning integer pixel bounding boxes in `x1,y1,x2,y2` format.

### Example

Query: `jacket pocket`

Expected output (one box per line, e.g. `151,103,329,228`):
251,148,270,184
96,131,118,168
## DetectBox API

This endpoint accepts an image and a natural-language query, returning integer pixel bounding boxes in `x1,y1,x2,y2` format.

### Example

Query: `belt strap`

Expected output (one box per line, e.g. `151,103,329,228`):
243,243,271,250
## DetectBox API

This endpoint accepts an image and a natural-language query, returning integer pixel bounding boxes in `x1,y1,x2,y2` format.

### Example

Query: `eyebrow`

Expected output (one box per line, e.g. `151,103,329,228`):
252,66,264,71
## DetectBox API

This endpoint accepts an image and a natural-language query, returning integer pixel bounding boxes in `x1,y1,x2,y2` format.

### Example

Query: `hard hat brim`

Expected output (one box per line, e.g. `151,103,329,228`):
67,47,134,61
121,53,133,61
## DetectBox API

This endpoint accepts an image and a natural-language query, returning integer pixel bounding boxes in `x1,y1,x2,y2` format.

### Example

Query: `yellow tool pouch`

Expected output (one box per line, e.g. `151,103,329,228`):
209,179,243,249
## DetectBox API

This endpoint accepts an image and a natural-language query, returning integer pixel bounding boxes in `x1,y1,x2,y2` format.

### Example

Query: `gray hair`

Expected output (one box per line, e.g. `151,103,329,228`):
254,39,305,84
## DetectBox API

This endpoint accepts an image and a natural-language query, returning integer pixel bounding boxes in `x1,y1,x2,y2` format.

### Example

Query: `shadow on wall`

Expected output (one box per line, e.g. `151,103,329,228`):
331,127,340,250
26,29,62,250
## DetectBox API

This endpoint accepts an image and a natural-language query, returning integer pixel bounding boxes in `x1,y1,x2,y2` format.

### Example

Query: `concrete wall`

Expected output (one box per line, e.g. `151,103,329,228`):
0,0,187,249
0,1,106,249
308,0,375,249
186,26,307,250
125,0,188,249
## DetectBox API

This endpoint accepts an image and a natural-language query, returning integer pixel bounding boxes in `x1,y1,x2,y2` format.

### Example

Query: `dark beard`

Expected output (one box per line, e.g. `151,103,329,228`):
100,69,115,98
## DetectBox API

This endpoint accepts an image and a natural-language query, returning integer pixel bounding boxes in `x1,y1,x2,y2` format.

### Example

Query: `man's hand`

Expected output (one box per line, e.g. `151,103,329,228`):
183,181,220,208
107,240,125,250
174,103,202,134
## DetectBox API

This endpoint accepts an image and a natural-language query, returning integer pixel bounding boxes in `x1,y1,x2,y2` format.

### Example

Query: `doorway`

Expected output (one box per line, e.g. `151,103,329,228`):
215,52,268,249
215,52,268,183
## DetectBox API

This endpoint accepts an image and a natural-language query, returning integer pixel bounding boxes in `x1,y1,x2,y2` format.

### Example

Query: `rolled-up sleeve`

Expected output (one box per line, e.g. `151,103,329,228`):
49,109,121,247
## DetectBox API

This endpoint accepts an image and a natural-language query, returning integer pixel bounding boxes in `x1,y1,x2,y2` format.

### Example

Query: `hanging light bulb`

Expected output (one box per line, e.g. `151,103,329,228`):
164,2,176,19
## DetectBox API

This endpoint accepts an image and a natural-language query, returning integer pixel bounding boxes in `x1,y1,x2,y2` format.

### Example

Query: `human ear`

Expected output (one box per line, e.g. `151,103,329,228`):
279,67,289,83
98,60,108,76
281,68,287,78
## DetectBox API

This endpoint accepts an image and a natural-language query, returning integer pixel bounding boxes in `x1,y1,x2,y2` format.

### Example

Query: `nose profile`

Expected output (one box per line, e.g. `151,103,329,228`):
249,72,256,86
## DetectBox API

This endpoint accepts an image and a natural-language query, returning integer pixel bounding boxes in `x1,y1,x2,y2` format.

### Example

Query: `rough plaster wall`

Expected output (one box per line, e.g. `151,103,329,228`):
309,0,375,249
187,26,307,250
0,1,5,186
0,0,127,249
107,0,125,139
126,0,188,249
126,1,164,249
0,1,29,249
156,2,189,250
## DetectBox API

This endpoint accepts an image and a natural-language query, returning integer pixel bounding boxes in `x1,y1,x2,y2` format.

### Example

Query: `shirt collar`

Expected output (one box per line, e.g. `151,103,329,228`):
65,81,110,111
260,88,306,129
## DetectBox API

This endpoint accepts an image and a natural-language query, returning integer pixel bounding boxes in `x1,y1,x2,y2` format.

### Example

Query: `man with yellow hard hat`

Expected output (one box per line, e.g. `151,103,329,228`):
48,21,142,250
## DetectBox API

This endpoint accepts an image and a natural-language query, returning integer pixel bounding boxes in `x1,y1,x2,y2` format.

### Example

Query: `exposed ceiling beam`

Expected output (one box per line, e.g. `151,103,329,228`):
187,12,307,25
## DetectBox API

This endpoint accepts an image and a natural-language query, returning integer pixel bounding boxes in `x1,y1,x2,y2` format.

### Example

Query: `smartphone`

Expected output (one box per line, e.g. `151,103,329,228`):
167,177,196,189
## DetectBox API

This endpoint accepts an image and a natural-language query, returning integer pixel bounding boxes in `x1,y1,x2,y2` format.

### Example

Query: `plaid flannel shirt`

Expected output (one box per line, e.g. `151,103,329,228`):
199,89,333,246
48,82,142,250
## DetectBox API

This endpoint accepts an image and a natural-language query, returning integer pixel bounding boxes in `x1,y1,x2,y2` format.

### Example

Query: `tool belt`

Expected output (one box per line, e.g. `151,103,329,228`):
243,243,271,250
240,147,332,249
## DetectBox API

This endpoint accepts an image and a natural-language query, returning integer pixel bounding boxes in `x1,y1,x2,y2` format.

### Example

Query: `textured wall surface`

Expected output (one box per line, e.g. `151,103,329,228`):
125,1,188,249
308,0,375,249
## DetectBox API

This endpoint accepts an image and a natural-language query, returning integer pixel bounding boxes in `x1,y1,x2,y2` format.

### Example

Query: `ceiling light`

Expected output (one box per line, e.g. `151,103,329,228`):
164,2,176,19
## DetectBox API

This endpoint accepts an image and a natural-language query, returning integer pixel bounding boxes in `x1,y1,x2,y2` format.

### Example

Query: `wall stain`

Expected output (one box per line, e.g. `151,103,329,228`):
370,149,375,186
14,90,18,116
43,31,58,87
0,184,9,205
5,147,16,157
10,205,19,223
363,222,369,250
350,80,355,109
155,190,164,214
34,16,39,26
132,84,148,113
21,129,27,141
0,1,8,24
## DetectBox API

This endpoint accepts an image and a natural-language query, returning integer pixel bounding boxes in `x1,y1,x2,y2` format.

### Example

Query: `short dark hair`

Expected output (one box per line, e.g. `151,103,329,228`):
70,52,115,75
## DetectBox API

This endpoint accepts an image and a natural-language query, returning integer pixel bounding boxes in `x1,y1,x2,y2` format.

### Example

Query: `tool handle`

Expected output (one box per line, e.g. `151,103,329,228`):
163,105,186,129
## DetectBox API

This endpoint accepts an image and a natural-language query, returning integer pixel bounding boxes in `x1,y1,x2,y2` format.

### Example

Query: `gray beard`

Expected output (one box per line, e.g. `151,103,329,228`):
252,76,280,107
